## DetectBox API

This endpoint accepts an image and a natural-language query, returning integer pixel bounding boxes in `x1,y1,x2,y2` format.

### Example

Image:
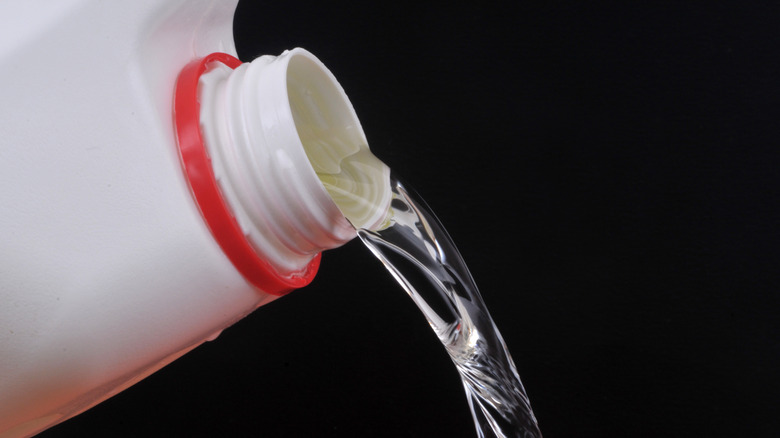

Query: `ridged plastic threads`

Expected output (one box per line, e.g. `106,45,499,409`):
173,52,320,296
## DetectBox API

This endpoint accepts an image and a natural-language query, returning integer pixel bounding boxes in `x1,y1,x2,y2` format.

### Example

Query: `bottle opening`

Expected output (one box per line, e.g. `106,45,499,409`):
196,49,391,279
284,50,392,231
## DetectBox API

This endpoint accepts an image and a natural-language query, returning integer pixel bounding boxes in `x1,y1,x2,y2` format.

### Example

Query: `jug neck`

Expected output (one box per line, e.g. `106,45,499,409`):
181,49,366,287
197,49,360,277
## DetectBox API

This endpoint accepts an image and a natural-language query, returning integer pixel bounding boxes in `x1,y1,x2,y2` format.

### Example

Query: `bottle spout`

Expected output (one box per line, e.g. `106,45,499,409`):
181,49,390,288
282,49,392,232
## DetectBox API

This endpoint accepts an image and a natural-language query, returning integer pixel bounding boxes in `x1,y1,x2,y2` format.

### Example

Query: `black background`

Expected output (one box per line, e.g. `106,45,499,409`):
45,2,779,437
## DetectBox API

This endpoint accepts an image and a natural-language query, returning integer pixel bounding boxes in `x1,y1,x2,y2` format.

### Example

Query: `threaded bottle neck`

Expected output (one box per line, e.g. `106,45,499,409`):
197,49,357,276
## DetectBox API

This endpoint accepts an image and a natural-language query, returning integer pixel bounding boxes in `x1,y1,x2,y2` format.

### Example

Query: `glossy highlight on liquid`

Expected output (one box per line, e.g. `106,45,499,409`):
355,174,542,438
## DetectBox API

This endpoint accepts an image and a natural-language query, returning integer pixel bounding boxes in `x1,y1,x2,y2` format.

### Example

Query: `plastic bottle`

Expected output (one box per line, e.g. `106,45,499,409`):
0,1,389,436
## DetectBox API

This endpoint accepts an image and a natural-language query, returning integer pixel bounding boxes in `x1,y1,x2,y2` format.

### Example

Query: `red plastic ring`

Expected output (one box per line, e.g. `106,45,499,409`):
173,52,320,296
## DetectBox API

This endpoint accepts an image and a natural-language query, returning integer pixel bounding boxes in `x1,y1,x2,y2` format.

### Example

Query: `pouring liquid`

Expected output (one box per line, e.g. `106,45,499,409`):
307,142,542,437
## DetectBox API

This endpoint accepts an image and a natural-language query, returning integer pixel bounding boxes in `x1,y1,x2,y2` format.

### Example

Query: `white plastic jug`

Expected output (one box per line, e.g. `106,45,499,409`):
0,1,389,436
